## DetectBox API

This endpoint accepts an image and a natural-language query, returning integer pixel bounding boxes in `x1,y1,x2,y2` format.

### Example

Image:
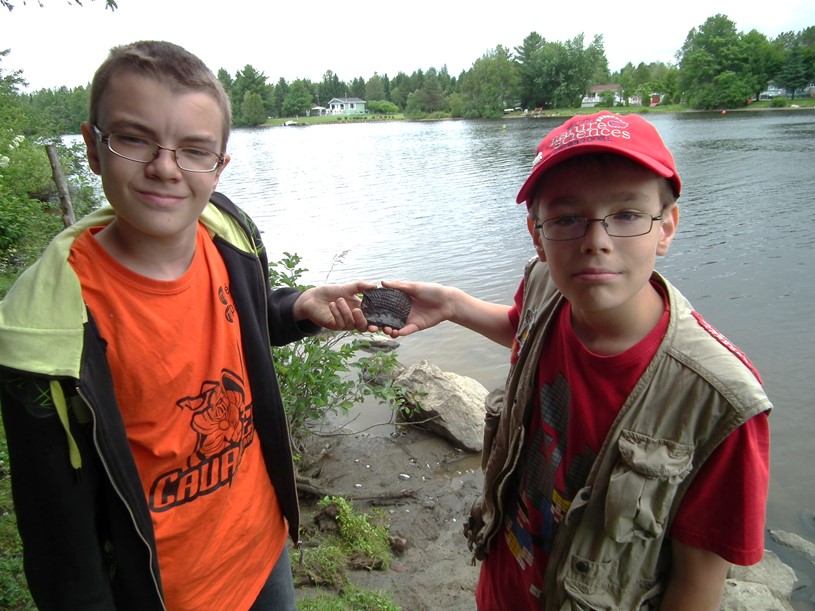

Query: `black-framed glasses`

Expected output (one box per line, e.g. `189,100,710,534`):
93,125,224,173
534,212,664,241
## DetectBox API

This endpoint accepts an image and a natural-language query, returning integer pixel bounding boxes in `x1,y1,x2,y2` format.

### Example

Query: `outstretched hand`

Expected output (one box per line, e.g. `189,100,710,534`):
294,281,377,331
373,280,456,337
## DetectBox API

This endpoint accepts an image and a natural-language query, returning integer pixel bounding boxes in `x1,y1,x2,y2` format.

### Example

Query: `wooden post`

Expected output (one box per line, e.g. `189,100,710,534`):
46,144,76,228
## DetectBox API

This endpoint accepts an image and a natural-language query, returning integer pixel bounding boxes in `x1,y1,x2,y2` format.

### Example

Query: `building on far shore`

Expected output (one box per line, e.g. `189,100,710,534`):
327,97,367,115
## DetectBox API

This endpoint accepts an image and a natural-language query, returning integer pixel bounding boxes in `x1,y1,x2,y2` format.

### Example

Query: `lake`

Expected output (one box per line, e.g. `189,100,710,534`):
216,110,815,602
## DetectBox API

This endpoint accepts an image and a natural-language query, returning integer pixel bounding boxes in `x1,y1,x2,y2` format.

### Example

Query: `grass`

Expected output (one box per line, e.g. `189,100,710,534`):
293,495,400,609
293,496,395,590
264,113,405,127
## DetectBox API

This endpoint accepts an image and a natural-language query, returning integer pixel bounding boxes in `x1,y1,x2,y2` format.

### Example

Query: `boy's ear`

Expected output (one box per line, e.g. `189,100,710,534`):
210,153,231,192
526,216,547,262
80,122,102,176
656,203,679,256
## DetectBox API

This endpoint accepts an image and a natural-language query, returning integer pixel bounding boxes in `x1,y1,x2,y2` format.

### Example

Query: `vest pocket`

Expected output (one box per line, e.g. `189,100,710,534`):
605,430,693,542
481,387,505,470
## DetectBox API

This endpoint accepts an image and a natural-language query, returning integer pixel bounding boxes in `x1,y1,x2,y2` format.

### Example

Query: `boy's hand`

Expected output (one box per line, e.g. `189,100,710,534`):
375,280,455,337
294,282,376,331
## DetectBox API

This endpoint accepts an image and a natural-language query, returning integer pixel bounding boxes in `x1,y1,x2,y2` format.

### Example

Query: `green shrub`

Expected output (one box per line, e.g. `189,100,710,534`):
268,252,409,444
770,96,788,107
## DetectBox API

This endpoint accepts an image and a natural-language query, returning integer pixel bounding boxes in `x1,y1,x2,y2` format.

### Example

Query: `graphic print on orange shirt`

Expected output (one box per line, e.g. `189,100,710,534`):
150,368,255,512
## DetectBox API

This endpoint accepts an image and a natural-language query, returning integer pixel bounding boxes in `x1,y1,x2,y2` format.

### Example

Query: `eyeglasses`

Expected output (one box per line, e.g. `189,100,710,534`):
534,212,663,241
93,125,225,173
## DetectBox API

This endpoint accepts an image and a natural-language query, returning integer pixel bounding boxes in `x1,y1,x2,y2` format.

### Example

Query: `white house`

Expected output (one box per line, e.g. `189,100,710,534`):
327,97,366,115
581,84,642,108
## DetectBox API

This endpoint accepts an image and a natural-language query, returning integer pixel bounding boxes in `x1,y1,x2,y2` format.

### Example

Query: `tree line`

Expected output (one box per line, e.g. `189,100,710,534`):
4,13,814,133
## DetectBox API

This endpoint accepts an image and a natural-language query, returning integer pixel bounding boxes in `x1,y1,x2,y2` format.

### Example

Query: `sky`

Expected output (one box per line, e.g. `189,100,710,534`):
3,0,814,93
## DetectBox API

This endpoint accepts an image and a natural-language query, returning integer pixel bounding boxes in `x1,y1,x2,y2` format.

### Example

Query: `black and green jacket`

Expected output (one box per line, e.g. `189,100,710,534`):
0,192,316,610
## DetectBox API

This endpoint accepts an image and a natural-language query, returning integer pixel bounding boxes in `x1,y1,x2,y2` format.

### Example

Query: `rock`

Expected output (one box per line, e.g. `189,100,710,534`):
728,550,797,598
769,529,815,562
355,337,401,353
396,361,488,452
720,579,795,610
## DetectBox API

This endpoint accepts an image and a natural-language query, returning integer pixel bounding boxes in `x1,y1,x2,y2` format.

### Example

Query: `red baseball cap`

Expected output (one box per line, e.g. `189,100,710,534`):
516,111,682,205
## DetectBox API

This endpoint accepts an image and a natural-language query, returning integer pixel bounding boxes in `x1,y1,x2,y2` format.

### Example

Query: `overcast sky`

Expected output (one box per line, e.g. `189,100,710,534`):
3,0,814,92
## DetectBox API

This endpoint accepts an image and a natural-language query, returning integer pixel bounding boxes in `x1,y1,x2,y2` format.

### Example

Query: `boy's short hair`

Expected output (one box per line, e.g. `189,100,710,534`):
517,111,681,206
88,40,232,150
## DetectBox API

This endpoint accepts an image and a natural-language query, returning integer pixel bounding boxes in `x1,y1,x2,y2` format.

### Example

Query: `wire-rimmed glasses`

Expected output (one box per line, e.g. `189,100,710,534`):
534,212,664,241
93,125,224,173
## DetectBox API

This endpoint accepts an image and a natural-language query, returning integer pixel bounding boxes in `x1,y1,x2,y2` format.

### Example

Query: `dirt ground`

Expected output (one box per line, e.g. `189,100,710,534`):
294,424,485,610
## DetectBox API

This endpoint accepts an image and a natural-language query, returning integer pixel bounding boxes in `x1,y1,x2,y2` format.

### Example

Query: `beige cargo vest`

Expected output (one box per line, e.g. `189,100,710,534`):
466,258,772,610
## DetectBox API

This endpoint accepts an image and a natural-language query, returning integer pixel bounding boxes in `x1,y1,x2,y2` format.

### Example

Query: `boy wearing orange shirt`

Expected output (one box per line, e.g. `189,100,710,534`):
0,40,373,610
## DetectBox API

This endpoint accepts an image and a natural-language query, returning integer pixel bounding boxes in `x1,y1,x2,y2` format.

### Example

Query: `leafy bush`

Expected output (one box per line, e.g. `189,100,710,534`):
268,252,409,443
0,133,102,290
770,96,789,107
366,100,400,114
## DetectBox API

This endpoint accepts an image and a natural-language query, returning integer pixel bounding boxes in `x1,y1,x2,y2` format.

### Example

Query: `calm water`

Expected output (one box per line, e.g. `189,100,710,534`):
217,112,815,600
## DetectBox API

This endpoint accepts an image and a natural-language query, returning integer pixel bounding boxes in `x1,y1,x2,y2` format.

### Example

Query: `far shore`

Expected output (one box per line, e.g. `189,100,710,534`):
261,99,815,128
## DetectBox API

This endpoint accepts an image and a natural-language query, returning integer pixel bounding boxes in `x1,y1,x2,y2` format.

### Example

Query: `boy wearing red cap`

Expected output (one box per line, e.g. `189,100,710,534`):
380,112,771,610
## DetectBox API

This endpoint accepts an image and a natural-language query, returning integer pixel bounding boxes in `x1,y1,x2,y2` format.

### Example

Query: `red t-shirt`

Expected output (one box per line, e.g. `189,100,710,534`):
69,224,287,611
476,280,769,610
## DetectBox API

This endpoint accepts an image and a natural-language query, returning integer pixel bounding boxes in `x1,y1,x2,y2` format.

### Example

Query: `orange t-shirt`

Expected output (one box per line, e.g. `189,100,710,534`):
69,224,286,611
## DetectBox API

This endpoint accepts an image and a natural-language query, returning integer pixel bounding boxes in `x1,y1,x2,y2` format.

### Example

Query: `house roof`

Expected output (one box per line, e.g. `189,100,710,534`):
589,84,621,92
327,97,366,104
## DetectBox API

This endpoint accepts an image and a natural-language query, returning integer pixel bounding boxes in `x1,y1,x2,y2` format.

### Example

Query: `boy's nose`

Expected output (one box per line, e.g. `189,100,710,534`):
581,219,613,250
146,149,181,175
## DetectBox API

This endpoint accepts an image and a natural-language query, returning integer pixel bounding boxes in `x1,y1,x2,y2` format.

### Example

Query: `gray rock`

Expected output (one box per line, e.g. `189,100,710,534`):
396,361,487,452
728,550,797,598
769,529,815,562
720,579,795,610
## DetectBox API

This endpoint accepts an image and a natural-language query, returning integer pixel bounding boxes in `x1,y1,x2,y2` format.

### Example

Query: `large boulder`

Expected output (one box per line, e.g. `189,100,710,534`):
721,550,797,610
396,360,488,452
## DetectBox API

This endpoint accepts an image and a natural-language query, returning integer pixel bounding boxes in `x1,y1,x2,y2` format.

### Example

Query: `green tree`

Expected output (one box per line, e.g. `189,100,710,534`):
1,52,101,286
271,77,288,118
318,70,347,105
532,40,575,108
216,68,233,95
405,70,446,116
772,28,815,97
281,79,313,117
241,90,267,126
678,14,755,108
460,45,519,118
349,76,365,99
365,73,386,102
27,85,89,135
741,30,780,100
776,46,811,97
230,64,272,126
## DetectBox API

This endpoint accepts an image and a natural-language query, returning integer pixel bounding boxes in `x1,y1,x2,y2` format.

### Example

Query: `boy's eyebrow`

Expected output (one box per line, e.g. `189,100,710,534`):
542,190,655,212
102,119,220,148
